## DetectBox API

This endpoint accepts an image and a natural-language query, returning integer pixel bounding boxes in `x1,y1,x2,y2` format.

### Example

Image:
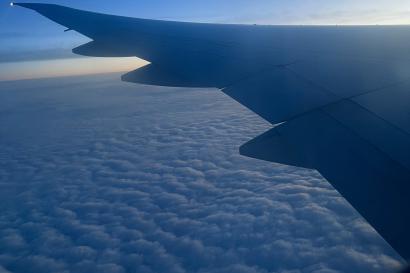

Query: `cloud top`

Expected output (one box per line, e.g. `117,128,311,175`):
0,74,403,273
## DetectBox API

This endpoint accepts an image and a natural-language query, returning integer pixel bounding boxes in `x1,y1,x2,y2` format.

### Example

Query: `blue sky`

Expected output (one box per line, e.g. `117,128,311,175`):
1,0,410,80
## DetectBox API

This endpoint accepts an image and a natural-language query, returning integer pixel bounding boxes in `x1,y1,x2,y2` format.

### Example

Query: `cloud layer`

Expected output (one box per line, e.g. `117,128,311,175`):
0,74,404,273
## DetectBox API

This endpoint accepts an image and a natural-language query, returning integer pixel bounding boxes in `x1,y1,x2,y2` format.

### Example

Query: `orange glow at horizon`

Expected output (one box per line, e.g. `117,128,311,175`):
0,57,149,82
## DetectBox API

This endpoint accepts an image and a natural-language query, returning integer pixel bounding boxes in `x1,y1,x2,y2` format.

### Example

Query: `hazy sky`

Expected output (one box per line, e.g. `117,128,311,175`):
1,0,410,80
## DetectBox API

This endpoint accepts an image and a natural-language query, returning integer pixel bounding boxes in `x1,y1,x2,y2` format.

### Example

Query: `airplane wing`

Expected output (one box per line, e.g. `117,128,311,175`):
15,3,410,261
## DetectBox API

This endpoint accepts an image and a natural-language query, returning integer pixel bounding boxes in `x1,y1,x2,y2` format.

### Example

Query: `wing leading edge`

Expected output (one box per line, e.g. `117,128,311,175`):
15,3,410,262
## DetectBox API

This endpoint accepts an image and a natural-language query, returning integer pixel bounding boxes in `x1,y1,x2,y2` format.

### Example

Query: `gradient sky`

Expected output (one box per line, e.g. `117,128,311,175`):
1,0,410,80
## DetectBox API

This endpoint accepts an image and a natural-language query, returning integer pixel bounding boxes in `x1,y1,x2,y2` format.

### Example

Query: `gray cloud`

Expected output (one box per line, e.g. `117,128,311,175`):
0,74,404,272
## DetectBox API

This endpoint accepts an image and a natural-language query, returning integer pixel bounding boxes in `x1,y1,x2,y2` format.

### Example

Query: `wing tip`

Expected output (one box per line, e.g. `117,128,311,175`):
11,3,69,14
11,2,46,10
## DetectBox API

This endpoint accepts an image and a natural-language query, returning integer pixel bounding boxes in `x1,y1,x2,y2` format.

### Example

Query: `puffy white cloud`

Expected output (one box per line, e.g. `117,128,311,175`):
0,74,404,273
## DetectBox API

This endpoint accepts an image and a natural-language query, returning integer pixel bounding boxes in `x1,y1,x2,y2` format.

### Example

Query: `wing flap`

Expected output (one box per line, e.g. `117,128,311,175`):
221,55,410,125
121,64,197,87
72,41,135,57
289,56,410,97
354,82,410,135
324,100,410,170
222,68,338,124
241,105,410,259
